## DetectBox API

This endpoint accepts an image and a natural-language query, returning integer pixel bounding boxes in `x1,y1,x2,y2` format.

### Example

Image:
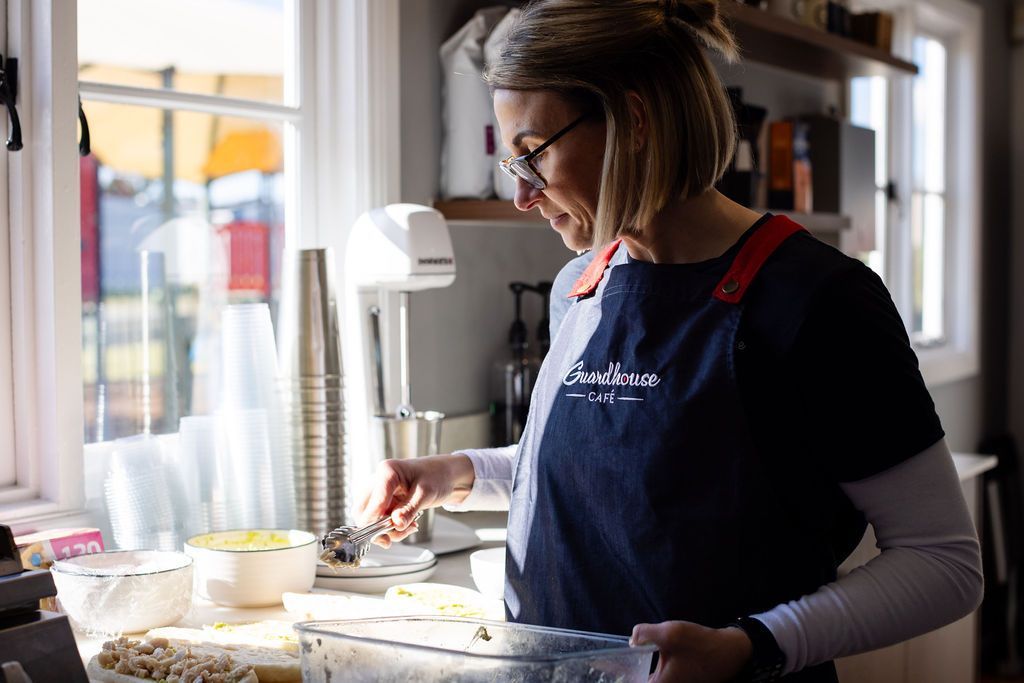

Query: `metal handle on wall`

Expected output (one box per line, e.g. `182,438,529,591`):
0,55,23,151
78,97,91,157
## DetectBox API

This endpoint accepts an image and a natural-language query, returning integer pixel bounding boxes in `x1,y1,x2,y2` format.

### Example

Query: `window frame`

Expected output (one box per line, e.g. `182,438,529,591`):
852,0,982,389
906,0,982,388
908,31,951,348
3,0,401,527
0,0,14,492
0,0,84,518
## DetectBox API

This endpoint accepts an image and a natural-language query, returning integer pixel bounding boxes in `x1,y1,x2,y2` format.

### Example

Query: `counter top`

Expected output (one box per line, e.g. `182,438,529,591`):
74,511,508,667
951,452,998,482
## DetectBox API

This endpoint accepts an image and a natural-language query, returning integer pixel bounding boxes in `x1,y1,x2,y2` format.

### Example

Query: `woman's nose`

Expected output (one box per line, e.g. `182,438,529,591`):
513,178,543,212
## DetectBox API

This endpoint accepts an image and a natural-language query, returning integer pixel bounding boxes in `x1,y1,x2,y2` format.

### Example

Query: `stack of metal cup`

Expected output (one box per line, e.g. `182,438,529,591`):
277,248,346,535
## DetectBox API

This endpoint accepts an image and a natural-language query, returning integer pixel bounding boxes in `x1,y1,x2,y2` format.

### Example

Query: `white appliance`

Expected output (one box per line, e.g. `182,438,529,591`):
343,204,456,513
346,204,456,292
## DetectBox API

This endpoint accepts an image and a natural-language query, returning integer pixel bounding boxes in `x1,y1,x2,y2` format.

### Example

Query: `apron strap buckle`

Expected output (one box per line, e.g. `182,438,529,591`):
713,216,807,304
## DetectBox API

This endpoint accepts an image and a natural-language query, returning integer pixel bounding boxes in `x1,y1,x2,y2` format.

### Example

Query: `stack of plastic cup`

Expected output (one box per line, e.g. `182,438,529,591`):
217,303,295,530
220,408,276,528
93,251,180,441
277,248,346,535
103,435,185,551
177,415,228,535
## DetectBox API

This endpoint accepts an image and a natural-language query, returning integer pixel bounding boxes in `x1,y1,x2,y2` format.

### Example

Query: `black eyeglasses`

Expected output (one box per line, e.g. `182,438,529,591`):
498,113,589,190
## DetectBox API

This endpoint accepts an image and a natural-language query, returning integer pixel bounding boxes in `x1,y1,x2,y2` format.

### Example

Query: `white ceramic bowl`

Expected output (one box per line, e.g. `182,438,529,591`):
51,550,193,634
469,546,506,600
185,529,317,607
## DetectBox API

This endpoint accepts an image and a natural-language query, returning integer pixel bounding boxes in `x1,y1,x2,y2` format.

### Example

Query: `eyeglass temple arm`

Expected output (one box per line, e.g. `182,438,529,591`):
525,112,589,161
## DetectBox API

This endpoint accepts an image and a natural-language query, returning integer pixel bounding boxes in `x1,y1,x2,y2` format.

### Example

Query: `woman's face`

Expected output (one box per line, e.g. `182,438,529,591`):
493,89,606,251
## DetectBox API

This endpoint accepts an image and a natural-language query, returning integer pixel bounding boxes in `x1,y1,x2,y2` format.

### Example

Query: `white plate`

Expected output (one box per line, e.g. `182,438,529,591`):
384,582,505,620
282,590,402,620
316,545,435,578
313,561,438,594
404,515,480,556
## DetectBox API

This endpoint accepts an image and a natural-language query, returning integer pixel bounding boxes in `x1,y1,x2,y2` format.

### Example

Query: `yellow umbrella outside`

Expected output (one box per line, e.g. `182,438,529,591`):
79,64,283,183
203,128,282,180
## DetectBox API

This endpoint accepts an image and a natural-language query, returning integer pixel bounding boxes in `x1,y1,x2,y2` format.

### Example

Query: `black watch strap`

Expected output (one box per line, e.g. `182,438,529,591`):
727,616,785,682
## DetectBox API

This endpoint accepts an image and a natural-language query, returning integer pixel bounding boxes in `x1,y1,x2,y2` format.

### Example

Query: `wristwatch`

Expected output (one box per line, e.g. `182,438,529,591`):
727,616,785,682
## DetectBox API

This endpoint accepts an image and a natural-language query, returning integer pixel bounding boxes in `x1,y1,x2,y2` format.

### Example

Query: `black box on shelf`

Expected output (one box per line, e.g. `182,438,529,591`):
717,88,768,208
802,114,876,254
850,11,894,52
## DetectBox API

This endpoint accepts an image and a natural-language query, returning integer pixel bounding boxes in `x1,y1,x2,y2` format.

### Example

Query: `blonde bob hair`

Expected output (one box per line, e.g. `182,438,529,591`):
486,0,740,248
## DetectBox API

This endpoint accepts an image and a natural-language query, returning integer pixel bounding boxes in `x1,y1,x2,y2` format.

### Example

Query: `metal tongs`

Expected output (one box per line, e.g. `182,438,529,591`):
319,510,423,568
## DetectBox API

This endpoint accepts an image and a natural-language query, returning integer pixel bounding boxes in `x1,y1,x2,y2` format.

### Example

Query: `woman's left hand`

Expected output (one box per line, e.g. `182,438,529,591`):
630,621,753,683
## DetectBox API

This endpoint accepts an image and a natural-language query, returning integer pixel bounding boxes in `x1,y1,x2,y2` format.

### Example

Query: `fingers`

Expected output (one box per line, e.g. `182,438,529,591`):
632,623,669,683
387,521,420,543
371,522,419,548
390,483,430,530
630,623,656,647
630,622,674,648
361,461,403,524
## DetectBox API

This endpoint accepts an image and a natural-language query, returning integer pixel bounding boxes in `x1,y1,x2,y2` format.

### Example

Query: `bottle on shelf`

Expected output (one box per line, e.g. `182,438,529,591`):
535,281,553,360
488,280,555,446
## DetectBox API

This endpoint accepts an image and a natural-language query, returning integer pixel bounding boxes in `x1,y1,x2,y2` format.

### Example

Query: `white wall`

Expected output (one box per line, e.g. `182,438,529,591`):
1009,29,1024,454
399,0,572,420
961,0,1015,456
714,55,842,118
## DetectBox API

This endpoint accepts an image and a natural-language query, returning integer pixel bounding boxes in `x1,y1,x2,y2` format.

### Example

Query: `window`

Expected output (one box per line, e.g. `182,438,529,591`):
2,0,401,525
909,34,948,347
78,0,293,444
849,0,981,387
0,0,12,492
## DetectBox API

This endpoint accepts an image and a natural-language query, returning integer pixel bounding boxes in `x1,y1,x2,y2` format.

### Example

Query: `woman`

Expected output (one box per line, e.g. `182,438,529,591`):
358,1,983,681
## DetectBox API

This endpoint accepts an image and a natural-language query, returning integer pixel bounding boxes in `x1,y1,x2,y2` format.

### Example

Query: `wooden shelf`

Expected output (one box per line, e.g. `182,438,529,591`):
434,199,849,234
720,2,918,80
433,199,546,225
759,209,850,233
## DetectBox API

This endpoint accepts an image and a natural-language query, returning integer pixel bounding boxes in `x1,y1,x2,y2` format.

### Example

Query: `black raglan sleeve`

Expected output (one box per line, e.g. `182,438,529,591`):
786,260,946,482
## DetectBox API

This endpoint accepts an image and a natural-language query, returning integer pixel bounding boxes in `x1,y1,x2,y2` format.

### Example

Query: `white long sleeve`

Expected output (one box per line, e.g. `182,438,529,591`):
442,445,517,511
753,438,984,674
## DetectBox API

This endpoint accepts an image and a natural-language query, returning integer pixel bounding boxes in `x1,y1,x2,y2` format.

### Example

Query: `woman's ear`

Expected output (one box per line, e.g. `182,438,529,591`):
625,91,648,151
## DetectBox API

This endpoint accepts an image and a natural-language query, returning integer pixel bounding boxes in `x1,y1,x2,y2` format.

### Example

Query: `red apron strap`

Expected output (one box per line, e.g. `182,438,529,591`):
567,239,623,299
713,215,807,304
566,216,806,302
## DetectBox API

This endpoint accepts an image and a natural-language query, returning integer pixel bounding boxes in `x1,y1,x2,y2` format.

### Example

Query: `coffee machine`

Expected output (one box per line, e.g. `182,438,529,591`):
343,204,456,536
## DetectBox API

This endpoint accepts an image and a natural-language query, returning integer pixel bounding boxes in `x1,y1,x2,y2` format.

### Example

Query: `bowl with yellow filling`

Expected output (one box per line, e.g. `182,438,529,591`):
185,529,317,607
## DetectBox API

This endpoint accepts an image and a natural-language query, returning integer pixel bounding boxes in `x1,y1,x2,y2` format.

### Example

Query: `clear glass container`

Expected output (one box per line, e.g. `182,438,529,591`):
295,616,656,682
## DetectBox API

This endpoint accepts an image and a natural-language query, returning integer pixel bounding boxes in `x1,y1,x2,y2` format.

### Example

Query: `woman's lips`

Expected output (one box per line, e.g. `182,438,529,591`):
550,213,569,228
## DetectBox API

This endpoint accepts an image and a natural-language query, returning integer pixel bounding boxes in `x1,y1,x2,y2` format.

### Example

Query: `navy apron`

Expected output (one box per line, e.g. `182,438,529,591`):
506,215,840,682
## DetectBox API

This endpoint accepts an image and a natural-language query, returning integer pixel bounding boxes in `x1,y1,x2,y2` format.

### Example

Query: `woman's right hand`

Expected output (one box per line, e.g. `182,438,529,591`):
356,454,475,548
